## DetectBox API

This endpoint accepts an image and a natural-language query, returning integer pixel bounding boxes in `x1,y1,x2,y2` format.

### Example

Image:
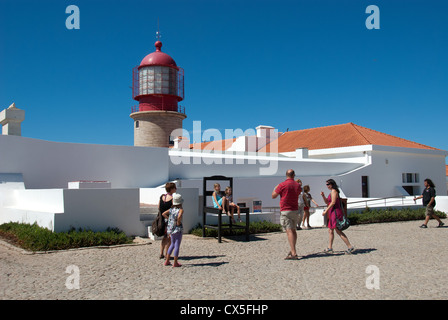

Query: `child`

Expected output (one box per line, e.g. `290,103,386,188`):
225,186,241,223
212,183,230,217
296,179,304,230
301,185,319,229
162,193,184,267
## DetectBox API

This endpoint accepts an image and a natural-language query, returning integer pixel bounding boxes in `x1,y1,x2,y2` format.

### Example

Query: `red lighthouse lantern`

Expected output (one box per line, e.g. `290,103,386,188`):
130,40,186,147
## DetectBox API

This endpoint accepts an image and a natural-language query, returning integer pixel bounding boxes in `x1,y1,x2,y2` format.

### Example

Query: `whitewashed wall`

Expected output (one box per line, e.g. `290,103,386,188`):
309,145,447,198
0,188,145,236
0,189,63,230
56,189,142,235
0,135,169,189
168,149,366,180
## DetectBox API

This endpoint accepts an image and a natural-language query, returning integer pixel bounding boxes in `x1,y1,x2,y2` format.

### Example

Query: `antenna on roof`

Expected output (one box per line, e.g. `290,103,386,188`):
156,17,161,41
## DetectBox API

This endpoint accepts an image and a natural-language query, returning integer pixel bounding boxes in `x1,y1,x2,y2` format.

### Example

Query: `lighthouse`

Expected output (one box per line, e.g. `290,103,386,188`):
130,40,186,147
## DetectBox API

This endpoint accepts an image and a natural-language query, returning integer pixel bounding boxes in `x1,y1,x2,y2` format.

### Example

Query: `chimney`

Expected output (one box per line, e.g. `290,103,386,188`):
0,103,25,136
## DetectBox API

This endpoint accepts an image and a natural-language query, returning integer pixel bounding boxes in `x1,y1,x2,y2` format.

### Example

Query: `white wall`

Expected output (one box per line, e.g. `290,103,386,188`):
168,149,365,180
309,146,447,198
0,135,169,189
0,188,145,236
0,189,64,231
435,196,448,214
0,173,25,190
55,189,143,235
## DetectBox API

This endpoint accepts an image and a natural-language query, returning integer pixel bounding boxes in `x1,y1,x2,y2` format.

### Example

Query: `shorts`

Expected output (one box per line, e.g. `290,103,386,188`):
280,211,299,231
425,205,435,216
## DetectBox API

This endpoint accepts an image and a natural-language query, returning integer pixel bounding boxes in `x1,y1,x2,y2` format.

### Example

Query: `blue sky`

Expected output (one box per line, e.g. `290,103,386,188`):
1,0,447,160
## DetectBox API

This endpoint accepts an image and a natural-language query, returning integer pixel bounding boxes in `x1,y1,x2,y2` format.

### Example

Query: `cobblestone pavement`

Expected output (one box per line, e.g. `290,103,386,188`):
1,220,447,300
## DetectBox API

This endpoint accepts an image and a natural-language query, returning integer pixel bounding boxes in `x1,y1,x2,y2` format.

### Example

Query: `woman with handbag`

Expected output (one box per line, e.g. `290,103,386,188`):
320,179,355,254
158,182,177,259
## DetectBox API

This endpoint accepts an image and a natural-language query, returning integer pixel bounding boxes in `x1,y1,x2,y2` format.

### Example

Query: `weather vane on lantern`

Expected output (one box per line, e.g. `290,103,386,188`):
156,18,161,41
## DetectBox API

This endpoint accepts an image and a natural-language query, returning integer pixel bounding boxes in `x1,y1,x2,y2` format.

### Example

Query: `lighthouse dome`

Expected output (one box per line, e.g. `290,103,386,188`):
139,41,177,68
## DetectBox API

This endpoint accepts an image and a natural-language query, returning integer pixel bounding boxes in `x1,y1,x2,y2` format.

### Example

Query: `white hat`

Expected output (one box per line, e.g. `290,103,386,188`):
172,193,183,205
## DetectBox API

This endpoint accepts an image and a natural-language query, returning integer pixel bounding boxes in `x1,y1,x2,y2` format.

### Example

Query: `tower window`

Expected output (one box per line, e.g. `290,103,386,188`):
135,121,139,129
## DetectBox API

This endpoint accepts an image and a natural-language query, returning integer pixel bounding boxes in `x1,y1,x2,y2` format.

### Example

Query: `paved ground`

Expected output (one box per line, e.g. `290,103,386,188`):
0,220,447,300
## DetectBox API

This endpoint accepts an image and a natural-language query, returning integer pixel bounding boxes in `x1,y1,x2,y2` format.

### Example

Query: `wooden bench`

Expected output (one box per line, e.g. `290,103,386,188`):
202,175,250,243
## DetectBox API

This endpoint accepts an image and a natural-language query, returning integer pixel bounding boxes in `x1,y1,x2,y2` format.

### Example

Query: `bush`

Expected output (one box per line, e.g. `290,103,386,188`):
0,223,133,252
348,207,446,225
190,220,282,237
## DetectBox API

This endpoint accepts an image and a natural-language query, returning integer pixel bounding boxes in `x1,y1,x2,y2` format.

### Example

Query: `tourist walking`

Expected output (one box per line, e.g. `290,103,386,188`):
162,193,184,267
301,185,319,229
414,178,444,228
320,179,354,254
272,169,302,260
158,182,176,259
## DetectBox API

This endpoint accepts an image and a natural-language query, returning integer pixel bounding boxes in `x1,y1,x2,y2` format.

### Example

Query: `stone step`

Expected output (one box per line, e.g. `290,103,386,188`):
140,207,158,214
140,213,158,221
146,225,164,241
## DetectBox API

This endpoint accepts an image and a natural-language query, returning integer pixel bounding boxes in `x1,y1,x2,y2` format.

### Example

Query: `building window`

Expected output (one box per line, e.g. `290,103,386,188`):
402,172,419,183
135,121,139,129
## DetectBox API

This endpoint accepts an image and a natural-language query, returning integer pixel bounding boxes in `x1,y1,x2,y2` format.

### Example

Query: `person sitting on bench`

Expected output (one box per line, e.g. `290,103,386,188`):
225,186,241,222
212,183,235,223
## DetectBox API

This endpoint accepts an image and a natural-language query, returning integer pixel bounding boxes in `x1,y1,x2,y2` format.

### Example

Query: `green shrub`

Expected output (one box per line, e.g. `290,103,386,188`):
0,223,132,252
190,220,282,237
348,207,446,225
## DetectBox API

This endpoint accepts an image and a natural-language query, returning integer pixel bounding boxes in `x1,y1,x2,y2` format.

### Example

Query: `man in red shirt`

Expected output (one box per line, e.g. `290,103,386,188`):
272,169,302,260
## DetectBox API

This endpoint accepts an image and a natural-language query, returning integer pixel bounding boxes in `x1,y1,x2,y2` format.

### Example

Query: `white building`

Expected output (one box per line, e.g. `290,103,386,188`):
0,120,446,237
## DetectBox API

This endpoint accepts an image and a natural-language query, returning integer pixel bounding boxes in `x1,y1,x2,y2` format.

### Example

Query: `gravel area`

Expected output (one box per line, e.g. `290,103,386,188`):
1,220,447,300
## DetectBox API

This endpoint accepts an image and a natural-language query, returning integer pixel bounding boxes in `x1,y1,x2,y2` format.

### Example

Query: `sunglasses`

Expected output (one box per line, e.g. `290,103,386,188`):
326,183,331,186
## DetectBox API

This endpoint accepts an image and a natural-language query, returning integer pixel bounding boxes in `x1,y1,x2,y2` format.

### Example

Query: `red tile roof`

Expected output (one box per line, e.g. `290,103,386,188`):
258,123,439,153
190,138,237,151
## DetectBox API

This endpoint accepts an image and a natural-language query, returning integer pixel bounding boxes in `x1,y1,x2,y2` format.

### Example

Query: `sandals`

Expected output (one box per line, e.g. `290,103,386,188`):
345,247,355,254
284,252,299,260
323,248,333,254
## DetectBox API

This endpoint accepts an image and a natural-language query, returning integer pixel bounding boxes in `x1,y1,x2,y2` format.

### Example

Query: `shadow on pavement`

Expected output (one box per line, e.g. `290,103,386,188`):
299,248,377,260
181,255,226,260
